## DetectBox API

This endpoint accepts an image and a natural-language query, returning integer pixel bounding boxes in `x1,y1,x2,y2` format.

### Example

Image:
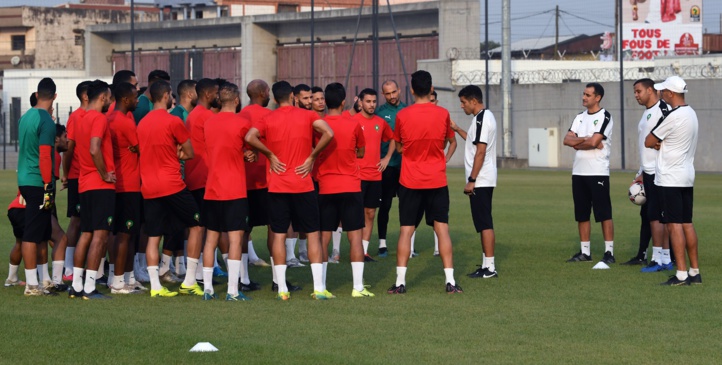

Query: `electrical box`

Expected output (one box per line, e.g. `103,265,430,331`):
528,128,559,167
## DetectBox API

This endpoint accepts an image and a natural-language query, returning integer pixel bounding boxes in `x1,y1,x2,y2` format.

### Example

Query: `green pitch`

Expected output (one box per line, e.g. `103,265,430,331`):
0,168,720,364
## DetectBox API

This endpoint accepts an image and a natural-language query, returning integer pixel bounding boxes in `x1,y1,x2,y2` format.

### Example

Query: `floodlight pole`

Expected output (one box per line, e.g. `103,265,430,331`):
372,0,379,93
484,0,489,106
131,0,135,73
501,0,512,158
311,0,315,86
618,0,626,169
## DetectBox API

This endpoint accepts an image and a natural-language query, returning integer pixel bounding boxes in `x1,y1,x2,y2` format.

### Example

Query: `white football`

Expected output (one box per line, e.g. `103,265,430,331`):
628,182,646,205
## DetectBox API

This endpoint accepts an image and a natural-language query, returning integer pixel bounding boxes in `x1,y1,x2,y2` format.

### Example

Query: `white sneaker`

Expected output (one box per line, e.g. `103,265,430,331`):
328,250,340,264
24,285,44,296
298,251,309,263
249,258,270,267
286,258,305,268
111,285,141,294
42,280,54,290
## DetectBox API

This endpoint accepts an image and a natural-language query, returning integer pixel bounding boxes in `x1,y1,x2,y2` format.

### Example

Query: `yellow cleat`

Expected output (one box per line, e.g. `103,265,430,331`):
150,287,178,298
352,288,375,298
276,291,291,301
178,283,203,296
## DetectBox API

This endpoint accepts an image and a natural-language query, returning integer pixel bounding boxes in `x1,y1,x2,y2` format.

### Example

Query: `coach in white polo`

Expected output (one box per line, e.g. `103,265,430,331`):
645,76,700,286
449,85,498,279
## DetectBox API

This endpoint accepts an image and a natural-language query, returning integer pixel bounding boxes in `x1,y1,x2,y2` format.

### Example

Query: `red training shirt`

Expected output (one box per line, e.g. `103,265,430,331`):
257,106,319,193
76,110,115,193
66,107,86,179
317,115,365,194
184,104,213,191
137,109,190,199
239,104,271,191
108,110,141,193
394,103,454,189
352,113,394,181
204,112,252,200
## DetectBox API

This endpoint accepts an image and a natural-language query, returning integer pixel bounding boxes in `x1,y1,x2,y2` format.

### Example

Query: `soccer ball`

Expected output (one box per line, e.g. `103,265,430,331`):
628,182,646,205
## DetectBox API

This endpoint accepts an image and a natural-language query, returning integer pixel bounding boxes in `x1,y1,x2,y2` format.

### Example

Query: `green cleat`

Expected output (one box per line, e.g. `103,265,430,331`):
352,288,375,298
179,283,204,296
311,290,329,300
277,291,291,301
226,292,251,301
150,287,178,298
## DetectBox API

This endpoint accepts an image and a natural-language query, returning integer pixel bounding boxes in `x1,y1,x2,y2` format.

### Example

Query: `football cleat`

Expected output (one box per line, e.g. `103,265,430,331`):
23,285,44,296
641,261,663,273
298,251,310,263
445,283,464,294
226,292,251,301
202,291,218,301
467,266,485,278
363,254,376,262
68,287,83,299
660,275,689,286
352,288,375,298
160,271,182,284
272,281,302,292
240,280,261,292
276,291,291,301
213,266,228,278
387,284,406,294
328,250,340,264
601,251,616,265
5,278,26,287
687,274,702,285
286,258,305,268
150,287,179,298
179,283,204,296
621,256,647,266
377,247,388,258
310,290,329,300
566,251,592,262
82,290,112,300
249,258,270,267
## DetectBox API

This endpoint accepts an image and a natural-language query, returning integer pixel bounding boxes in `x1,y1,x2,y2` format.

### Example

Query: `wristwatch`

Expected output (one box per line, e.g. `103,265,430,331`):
468,177,476,183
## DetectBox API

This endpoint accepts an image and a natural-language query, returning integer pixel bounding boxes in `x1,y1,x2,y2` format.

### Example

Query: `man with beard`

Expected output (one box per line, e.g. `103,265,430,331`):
133,70,170,124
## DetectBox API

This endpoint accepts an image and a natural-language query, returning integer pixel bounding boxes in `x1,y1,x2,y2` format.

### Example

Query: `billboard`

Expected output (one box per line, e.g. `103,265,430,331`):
622,0,702,60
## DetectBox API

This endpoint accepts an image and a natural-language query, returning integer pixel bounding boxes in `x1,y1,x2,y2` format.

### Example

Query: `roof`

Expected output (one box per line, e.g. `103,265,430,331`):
490,35,578,53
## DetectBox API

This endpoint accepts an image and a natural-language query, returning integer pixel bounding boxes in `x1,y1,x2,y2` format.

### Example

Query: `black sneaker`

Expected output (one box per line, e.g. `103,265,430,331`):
660,275,689,286
467,266,485,278
481,268,498,279
240,280,261,292
68,287,83,299
387,284,406,294
621,256,647,266
687,274,702,285
445,283,463,294
271,281,302,292
82,290,112,300
378,247,388,257
566,251,592,262
95,276,108,286
364,254,376,262
601,251,616,265
48,283,69,293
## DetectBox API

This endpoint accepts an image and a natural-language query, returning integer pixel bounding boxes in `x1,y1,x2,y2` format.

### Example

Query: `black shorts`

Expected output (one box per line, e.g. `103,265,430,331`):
190,188,206,225
659,186,693,224
319,192,364,232
79,189,116,233
204,198,249,233
398,185,450,227
66,178,81,218
268,191,320,234
571,175,612,222
19,186,52,244
144,188,201,237
8,208,25,239
247,188,270,228
642,173,662,222
361,180,382,209
114,192,142,235
469,187,494,232
381,166,401,200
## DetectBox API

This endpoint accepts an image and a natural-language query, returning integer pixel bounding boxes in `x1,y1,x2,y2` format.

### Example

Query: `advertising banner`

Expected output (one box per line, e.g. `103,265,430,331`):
622,0,702,60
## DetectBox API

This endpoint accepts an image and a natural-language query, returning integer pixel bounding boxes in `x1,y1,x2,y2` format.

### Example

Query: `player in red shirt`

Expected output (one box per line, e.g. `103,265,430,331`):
199,82,253,301
316,83,373,297
69,80,117,300
352,88,395,262
137,80,202,298
245,80,334,300
388,70,461,294
107,82,141,294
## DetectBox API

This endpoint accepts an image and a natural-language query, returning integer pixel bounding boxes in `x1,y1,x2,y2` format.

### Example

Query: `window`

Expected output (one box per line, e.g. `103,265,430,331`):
195,10,203,19
11,35,25,51
277,4,298,13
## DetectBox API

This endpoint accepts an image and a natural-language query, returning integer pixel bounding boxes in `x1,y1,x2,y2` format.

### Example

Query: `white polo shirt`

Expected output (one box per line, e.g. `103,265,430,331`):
637,100,669,176
651,105,698,187
464,109,497,187
569,109,613,176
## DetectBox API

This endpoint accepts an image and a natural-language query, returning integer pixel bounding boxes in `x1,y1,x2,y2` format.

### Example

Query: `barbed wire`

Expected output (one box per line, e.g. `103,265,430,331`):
452,64,722,85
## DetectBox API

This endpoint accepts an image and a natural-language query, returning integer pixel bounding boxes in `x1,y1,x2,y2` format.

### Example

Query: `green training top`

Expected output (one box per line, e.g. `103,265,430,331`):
375,101,406,168
170,105,189,123
18,108,56,187
132,94,153,124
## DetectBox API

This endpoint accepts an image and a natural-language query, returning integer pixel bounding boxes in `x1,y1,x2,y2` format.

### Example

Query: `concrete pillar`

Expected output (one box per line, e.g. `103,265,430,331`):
241,19,277,104
438,0,480,58
85,32,115,77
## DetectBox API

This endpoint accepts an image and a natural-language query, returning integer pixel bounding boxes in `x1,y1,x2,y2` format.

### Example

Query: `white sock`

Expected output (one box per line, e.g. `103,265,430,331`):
351,261,364,292
202,267,214,294
222,253,229,272
434,233,439,252
652,246,662,263
689,268,700,276
64,247,75,275
126,271,136,285
38,263,49,284
83,269,97,293
97,257,106,278
604,241,614,254
676,270,688,281
661,249,671,265
298,239,308,254
581,241,591,256
25,268,39,286
113,272,125,289
184,257,199,287
481,253,487,269
160,254,172,275
7,264,19,282
174,256,186,276
285,238,297,261
240,254,250,285
195,254,204,280
322,261,328,290
311,263,323,292
270,257,277,283
483,256,495,273
148,266,161,291
108,264,115,285
274,264,287,292
362,240,369,255
379,238,387,249
410,232,416,254
227,259,240,296
395,266,407,287
72,267,84,292
248,241,260,262
332,230,342,252
444,268,455,286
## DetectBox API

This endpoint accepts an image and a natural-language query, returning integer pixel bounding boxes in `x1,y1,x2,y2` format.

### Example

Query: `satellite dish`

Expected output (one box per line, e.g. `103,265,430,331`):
10,56,21,66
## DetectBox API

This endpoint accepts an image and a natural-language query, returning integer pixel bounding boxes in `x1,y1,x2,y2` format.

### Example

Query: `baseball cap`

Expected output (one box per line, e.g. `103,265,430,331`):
654,76,688,93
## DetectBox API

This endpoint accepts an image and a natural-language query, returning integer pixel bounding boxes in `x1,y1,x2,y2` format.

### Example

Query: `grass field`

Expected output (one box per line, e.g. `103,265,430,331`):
1,168,721,364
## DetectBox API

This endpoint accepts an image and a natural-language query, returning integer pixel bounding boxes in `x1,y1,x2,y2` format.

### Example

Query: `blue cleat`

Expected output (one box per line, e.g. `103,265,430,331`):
661,262,675,271
213,266,228,278
641,261,664,273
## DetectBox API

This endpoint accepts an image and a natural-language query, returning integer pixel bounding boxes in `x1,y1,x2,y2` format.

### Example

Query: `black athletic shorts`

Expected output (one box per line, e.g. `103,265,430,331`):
79,189,115,233
469,187,494,232
190,188,206,225
381,166,400,200
19,186,52,244
571,175,612,222
8,208,25,239
114,192,142,235
268,191,320,234
659,186,693,224
144,188,201,237
204,198,249,233
247,188,270,228
398,185,450,227
642,173,662,222
319,192,364,232
66,178,81,218
361,180,382,209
